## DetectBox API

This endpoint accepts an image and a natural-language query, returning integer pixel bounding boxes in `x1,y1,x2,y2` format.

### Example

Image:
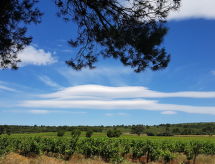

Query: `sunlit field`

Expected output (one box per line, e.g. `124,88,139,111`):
10,131,215,140
1,132,215,164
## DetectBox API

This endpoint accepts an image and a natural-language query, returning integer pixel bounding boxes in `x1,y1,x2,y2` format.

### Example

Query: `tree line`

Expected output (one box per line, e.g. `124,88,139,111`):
1,122,215,136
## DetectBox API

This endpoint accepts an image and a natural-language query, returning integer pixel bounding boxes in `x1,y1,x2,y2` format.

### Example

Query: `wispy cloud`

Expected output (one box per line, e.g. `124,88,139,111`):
0,85,16,92
169,0,215,20
2,109,51,114
105,113,128,117
3,109,87,115
211,71,215,76
38,75,63,89
161,111,177,115
0,81,17,92
58,63,150,86
39,85,215,99
20,99,215,115
30,110,50,114
19,84,215,115
18,46,56,66
28,110,87,115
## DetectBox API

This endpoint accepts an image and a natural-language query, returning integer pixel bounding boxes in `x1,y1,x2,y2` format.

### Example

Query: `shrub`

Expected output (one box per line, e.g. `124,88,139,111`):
57,130,65,137
131,125,145,136
107,129,122,138
146,132,155,136
71,129,81,138
86,130,93,138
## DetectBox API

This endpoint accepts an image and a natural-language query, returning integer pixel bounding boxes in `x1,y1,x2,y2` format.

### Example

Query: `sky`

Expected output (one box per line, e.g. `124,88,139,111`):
0,0,215,126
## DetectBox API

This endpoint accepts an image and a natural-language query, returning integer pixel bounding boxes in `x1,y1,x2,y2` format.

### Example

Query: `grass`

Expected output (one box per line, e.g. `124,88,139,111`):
10,132,105,138
0,153,106,164
0,153,138,164
10,131,215,140
1,153,215,164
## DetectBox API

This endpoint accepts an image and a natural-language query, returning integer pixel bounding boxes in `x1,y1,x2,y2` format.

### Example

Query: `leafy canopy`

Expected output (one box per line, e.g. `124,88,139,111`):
56,0,180,72
0,0,180,72
0,0,42,69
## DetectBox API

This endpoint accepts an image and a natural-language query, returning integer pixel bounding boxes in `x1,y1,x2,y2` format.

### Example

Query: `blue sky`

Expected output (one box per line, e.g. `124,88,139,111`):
0,0,215,126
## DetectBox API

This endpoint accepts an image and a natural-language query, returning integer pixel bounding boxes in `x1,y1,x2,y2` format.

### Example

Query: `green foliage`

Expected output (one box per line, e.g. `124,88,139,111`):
1,0,181,71
6,129,11,135
1,122,215,136
56,0,180,72
161,150,175,164
71,129,81,138
57,130,65,137
107,129,122,138
146,132,156,136
18,137,41,156
157,132,173,136
0,127,4,135
0,135,215,163
131,125,145,136
0,0,42,69
86,130,93,138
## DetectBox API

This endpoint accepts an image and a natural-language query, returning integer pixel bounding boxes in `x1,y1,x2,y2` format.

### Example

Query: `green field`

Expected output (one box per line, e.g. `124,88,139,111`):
9,131,215,141
1,132,215,164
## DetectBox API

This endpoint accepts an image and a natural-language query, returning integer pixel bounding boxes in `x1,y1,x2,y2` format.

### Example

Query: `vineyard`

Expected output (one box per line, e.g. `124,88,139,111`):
1,135,215,164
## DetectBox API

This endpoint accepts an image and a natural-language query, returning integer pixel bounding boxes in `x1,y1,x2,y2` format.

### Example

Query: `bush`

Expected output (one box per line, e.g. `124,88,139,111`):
146,132,155,136
71,129,81,138
86,130,93,138
57,130,65,137
107,129,122,138
131,125,145,136
157,132,173,136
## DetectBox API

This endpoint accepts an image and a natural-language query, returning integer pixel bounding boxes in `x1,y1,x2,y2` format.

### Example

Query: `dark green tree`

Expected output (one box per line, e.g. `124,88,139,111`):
56,0,180,72
131,125,145,136
0,0,42,69
1,0,180,72
6,128,11,135
57,130,65,137
107,129,122,138
0,127,4,135
202,126,214,135
85,130,93,138
172,128,181,134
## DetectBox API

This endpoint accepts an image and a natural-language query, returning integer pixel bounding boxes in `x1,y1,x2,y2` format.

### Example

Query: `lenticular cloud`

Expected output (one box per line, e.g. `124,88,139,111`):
19,85,215,115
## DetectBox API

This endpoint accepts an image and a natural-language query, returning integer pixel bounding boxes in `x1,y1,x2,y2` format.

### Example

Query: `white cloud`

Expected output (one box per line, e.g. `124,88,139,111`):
0,85,16,92
38,75,63,89
20,99,215,115
2,109,51,114
3,109,87,115
29,110,50,114
105,113,128,117
169,0,215,20
58,66,134,86
29,110,86,115
18,46,56,66
123,0,215,20
105,113,114,117
28,110,87,115
39,85,215,99
0,81,17,92
161,111,177,115
18,84,215,115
